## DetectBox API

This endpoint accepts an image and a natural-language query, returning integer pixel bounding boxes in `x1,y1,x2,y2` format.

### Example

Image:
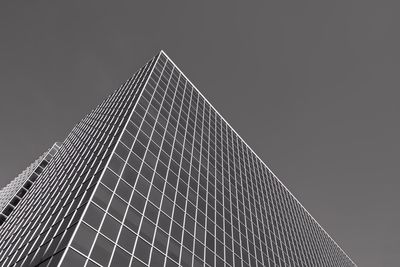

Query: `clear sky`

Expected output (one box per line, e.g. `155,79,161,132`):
1,1,399,266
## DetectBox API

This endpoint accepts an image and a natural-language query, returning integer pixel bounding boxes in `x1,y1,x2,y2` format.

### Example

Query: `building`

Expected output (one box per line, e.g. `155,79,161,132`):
0,143,61,226
0,51,355,267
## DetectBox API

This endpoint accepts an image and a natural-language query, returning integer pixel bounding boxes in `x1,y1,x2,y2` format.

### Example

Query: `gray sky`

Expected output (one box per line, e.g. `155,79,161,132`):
1,1,399,266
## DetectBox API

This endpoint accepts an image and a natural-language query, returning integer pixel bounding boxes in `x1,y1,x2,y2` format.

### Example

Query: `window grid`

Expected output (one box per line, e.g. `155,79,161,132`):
0,55,158,267
69,52,354,267
0,51,355,267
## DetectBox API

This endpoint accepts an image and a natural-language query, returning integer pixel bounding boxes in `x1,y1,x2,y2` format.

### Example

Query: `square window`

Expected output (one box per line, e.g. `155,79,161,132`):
193,256,203,267
150,248,165,267
101,169,119,191
140,163,154,182
121,164,138,187
126,121,139,136
158,212,171,233
128,152,142,171
83,203,104,229
135,177,150,197
161,196,173,216
108,195,127,221
60,249,86,267
90,235,113,266
139,217,155,243
166,258,179,267
180,247,193,267
148,141,160,156
130,191,146,213
100,214,121,241
115,142,129,160
108,155,124,176
141,121,153,137
131,112,142,127
116,180,132,202
167,171,178,187
183,231,194,251
93,184,112,210
131,258,147,267
195,240,204,260
144,151,157,169
156,162,168,177
110,246,130,267
153,173,165,192
137,131,150,147
164,183,176,201
173,207,184,226
171,222,183,242
132,141,146,158
167,238,181,263
196,224,205,243
121,131,135,148
124,207,142,233
144,202,159,223
134,238,151,264
71,223,96,255
149,187,162,207
118,226,136,252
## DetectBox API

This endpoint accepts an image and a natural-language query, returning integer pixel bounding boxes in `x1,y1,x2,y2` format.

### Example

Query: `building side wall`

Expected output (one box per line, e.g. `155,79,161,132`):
0,55,157,267
0,151,47,212
65,52,354,267
0,143,61,227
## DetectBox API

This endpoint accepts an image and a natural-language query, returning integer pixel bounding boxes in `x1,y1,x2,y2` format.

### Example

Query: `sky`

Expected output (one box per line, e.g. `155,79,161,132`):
1,1,399,266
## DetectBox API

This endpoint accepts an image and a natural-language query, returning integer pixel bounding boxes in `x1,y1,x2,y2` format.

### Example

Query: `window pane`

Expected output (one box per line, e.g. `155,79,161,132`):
131,258,147,267
93,184,112,210
83,203,104,229
181,247,193,267
150,248,165,267
122,164,138,187
118,226,136,252
90,235,113,266
139,218,155,243
130,191,146,213
124,207,142,233
86,260,100,267
134,238,151,264
71,223,96,255
100,215,121,241
60,249,86,266
154,228,168,253
116,180,133,202
158,212,171,233
149,187,162,207
121,131,135,148
110,246,130,267
108,155,124,176
108,195,127,221
101,168,119,191
115,142,129,160
168,238,180,262
135,177,150,197
128,152,142,171
144,202,158,223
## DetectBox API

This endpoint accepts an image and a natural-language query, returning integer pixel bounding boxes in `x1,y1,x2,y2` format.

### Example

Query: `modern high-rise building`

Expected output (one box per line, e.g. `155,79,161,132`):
0,51,355,267
0,143,61,227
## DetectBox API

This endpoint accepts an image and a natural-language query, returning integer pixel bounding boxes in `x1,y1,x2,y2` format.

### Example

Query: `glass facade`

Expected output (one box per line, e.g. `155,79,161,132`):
0,143,61,226
0,55,157,267
0,51,355,267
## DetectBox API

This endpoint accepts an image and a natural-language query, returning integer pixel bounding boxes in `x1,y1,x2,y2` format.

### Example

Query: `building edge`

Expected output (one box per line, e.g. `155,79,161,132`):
57,51,162,267
159,50,356,266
